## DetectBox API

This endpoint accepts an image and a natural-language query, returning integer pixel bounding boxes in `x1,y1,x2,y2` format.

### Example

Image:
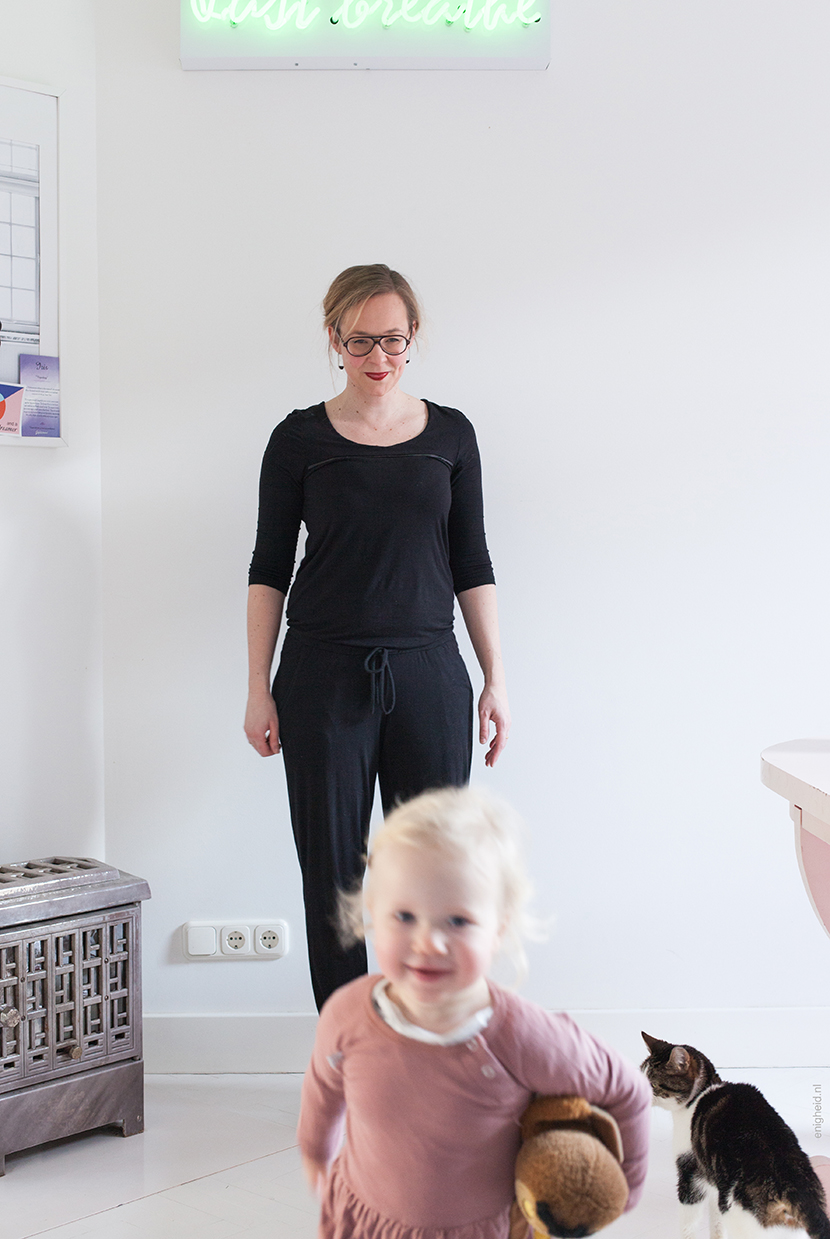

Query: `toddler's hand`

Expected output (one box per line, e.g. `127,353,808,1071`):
302,1154,328,1197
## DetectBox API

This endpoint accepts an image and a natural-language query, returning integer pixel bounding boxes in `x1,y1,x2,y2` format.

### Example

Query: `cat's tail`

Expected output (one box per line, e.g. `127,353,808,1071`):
799,1157,830,1239
785,1184,830,1239
764,1163,830,1238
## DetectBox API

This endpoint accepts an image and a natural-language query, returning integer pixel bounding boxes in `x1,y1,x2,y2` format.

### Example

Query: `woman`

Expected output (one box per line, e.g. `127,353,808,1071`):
244,264,510,1011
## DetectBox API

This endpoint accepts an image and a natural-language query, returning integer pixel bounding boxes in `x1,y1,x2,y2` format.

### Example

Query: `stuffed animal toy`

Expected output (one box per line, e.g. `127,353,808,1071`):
511,1095,630,1239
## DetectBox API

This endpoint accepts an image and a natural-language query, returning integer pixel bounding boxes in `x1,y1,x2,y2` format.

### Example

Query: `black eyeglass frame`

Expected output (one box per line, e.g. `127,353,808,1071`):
337,332,413,358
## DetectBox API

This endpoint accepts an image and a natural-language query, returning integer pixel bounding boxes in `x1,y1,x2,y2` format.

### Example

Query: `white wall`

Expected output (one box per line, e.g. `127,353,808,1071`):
0,3,103,861
3,0,830,1069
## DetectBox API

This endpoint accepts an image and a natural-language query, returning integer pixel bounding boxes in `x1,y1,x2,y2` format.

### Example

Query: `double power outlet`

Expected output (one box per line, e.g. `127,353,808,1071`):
182,920,288,961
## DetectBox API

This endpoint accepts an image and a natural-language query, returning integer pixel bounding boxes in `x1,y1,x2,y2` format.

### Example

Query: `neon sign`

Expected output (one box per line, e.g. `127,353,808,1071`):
191,0,320,30
181,0,549,69
190,0,540,30
329,0,541,31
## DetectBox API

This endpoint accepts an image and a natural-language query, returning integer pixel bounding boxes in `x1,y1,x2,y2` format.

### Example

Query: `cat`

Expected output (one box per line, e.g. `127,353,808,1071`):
641,1032,830,1239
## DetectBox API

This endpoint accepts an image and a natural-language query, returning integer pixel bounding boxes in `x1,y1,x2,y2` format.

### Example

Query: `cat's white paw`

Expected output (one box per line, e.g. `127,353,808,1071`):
709,1191,725,1239
679,1200,705,1239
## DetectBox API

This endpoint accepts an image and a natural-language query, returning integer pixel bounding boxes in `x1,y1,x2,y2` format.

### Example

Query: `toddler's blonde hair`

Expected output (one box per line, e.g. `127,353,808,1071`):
339,786,541,984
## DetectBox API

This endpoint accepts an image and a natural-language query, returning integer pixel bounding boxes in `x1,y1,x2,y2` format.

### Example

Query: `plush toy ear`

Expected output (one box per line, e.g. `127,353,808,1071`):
519,1096,623,1163
584,1106,624,1165
516,1096,629,1237
521,1095,594,1142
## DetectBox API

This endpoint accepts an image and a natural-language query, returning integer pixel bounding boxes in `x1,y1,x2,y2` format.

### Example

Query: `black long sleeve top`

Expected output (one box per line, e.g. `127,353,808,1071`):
248,401,495,647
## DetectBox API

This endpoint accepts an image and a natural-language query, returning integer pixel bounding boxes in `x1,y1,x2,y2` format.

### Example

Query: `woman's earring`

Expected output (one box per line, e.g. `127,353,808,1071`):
406,357,410,364
338,359,344,370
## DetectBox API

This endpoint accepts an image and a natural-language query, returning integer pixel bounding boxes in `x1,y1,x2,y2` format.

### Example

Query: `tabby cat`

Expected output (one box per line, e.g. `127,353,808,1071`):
641,1032,830,1239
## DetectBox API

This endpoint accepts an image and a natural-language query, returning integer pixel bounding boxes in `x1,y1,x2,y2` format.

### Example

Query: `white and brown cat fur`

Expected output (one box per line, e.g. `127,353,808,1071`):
641,1032,830,1239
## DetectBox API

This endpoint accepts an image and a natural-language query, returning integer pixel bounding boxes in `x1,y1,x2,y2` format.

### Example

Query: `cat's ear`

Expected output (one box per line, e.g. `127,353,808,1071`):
641,1031,670,1054
668,1046,690,1073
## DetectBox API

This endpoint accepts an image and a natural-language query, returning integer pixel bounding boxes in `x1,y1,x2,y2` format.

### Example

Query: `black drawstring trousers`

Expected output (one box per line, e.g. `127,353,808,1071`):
273,628,473,1011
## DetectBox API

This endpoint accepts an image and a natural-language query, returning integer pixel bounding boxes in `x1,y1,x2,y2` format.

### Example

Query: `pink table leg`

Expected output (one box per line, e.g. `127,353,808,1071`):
810,1157,830,1216
795,810,830,941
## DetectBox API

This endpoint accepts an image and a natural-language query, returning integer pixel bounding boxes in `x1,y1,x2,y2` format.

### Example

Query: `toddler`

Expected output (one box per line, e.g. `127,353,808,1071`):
298,787,651,1239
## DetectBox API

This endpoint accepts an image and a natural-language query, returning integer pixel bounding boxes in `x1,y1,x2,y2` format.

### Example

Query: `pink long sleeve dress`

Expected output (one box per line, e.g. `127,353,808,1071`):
298,975,651,1239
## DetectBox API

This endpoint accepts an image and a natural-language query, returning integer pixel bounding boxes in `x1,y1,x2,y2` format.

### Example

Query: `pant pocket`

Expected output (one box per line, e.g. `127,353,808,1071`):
273,640,309,714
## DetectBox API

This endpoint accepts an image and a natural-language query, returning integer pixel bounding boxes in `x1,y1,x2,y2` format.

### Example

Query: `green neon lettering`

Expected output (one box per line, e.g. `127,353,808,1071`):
190,0,279,21
483,0,512,28
515,0,541,22
191,0,540,29
191,0,318,25
357,0,384,24
380,0,420,27
462,0,482,30
330,0,382,25
190,0,227,21
229,0,267,19
419,0,450,23
265,0,320,27
401,0,427,19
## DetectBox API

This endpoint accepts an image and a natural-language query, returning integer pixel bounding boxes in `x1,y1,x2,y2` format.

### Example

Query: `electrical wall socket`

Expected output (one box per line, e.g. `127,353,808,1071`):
220,925,250,955
182,920,289,961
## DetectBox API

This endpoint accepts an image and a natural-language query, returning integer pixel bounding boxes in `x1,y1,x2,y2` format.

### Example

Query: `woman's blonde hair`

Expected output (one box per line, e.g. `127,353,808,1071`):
323,264,422,345
339,787,543,984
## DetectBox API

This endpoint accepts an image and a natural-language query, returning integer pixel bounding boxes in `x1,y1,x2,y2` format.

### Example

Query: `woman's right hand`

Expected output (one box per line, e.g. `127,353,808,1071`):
244,685,281,756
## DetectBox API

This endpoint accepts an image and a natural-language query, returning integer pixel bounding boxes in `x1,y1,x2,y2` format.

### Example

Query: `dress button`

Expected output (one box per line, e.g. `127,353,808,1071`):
466,1040,478,1051
481,1064,496,1078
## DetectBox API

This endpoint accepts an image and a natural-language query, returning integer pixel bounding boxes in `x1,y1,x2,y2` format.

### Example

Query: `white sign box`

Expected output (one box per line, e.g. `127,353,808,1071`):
181,0,550,70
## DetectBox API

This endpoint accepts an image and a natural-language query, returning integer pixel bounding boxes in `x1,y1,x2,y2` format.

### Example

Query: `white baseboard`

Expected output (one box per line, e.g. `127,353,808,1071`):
572,1008,830,1071
142,1007,830,1074
143,1013,318,1073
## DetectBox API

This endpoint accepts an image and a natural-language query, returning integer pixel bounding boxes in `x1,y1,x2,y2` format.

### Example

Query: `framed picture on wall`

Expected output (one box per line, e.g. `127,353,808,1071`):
0,77,61,446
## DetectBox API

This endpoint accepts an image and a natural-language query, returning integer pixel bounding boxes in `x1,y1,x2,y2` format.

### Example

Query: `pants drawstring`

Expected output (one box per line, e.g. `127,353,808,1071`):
363,647,396,715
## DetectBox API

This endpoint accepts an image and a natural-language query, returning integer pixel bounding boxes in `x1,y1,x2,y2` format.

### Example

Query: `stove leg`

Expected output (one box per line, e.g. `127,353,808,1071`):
120,1108,144,1136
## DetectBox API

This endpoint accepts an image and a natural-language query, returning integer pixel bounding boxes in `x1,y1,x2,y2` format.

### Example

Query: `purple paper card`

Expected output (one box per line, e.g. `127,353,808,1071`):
20,354,60,439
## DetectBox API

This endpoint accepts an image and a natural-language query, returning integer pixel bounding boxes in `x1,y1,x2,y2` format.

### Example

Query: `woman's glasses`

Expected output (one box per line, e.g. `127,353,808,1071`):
339,333,411,357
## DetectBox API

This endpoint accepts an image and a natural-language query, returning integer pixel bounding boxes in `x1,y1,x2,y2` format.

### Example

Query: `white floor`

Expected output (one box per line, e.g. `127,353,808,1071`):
2,1068,827,1238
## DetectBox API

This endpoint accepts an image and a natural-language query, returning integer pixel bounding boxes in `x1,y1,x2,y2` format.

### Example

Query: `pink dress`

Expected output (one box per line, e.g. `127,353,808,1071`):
298,975,651,1239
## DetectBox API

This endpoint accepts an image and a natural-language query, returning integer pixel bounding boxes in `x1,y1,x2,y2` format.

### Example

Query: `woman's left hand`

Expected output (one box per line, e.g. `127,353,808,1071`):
478,683,511,767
